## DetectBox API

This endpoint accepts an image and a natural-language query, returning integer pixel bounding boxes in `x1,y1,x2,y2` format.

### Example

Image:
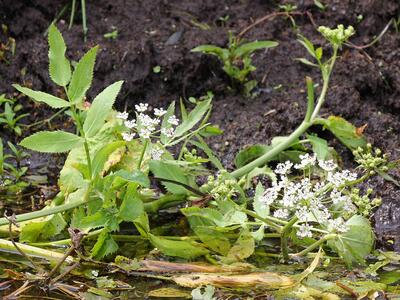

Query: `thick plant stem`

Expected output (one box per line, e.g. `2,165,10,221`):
291,234,337,257
231,46,338,179
281,216,298,261
231,121,312,178
0,238,74,263
243,209,283,232
0,193,185,227
0,198,86,227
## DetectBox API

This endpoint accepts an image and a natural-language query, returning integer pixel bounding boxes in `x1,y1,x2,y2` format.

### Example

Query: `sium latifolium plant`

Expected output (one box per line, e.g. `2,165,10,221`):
0,24,392,270
0,23,218,260
192,32,278,95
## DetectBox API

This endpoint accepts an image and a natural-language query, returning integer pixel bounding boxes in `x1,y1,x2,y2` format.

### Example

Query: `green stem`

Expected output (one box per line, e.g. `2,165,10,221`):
0,199,85,226
242,209,283,232
81,0,88,41
69,0,76,29
281,216,298,261
231,121,312,178
137,139,149,169
231,46,338,179
144,194,187,213
310,46,338,120
0,238,75,263
292,234,337,257
84,140,92,178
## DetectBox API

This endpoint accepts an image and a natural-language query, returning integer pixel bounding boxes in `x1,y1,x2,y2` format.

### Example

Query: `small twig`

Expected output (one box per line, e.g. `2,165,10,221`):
238,11,304,39
345,19,393,50
4,211,43,273
4,280,32,299
49,261,80,285
45,228,85,282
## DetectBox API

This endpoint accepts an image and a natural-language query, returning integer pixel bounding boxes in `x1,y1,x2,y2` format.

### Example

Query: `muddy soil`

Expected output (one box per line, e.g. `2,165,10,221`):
0,0,399,247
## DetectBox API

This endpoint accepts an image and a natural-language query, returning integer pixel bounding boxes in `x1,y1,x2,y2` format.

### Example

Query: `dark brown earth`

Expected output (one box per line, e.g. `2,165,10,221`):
0,0,399,247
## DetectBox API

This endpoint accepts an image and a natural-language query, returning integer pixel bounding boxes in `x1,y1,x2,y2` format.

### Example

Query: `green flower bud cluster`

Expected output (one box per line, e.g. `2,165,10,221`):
353,144,389,172
201,171,238,200
349,187,381,217
318,25,355,47
183,148,201,162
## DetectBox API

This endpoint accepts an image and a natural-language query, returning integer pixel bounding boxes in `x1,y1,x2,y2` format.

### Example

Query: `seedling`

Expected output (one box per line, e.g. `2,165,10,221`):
0,95,28,135
279,4,298,29
192,32,278,95
104,29,118,40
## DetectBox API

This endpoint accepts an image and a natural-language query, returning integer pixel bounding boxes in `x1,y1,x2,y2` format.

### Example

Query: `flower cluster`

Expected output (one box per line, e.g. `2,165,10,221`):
353,144,389,173
201,171,239,201
318,25,355,46
116,103,179,142
257,155,362,239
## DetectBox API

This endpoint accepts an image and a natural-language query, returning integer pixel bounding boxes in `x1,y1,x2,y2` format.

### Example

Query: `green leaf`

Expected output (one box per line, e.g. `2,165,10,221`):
315,47,323,60
194,226,231,255
20,131,83,153
328,215,374,267
227,229,255,261
174,99,212,137
181,207,225,228
78,210,110,231
233,40,278,57
297,35,316,59
91,141,125,177
295,58,318,67
307,134,329,160
48,23,71,86
68,46,98,103
20,214,67,242
113,170,150,187
191,45,229,61
119,183,144,222
91,230,119,259
13,85,70,108
319,116,367,150
148,233,209,259
83,81,123,138
160,101,175,144
253,182,269,218
234,144,271,168
149,160,190,194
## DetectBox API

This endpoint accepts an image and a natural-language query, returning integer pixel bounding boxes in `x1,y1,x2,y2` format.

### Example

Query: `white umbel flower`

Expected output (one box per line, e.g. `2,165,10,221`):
124,119,137,129
295,153,317,169
154,107,167,117
135,103,148,112
297,223,313,238
151,148,164,160
122,132,135,141
161,127,175,138
275,161,293,175
318,159,337,172
167,115,179,125
116,111,129,120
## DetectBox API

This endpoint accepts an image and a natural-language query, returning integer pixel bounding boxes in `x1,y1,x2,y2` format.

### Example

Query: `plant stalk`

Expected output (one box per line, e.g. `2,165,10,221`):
291,234,337,257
